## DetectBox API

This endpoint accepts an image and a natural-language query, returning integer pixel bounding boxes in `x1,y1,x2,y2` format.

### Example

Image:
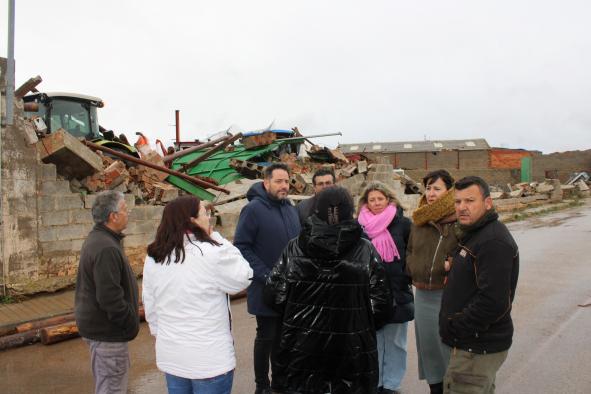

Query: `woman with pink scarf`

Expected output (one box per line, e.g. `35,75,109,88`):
358,181,413,394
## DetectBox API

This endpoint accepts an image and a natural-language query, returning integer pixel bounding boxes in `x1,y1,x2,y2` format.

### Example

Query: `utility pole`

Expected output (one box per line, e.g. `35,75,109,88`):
5,0,16,125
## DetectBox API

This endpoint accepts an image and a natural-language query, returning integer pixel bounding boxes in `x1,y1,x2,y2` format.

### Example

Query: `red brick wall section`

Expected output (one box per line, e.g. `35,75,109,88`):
490,149,532,169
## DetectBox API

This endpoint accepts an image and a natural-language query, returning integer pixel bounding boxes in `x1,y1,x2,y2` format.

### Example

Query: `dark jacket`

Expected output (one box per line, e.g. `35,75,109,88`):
264,216,391,394
296,195,317,226
406,219,458,290
234,182,301,316
439,210,519,354
74,224,139,342
374,207,414,324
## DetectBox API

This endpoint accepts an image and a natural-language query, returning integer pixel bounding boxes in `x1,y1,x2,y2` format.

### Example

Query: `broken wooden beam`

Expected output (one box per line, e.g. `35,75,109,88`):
16,313,75,334
14,75,42,99
82,140,230,194
0,329,40,351
40,322,79,345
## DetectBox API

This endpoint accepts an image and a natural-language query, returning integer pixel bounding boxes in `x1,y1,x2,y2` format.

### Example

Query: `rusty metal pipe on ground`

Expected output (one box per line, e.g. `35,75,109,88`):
82,140,230,194
163,134,232,163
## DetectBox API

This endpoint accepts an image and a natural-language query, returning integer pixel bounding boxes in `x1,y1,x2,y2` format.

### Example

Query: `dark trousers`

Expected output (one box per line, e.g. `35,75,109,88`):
254,315,281,389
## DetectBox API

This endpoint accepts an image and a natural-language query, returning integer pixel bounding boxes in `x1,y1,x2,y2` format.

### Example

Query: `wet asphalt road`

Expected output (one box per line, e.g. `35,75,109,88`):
1,203,590,394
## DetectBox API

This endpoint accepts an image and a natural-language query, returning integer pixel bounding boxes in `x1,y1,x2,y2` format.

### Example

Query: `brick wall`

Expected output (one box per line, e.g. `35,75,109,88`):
360,150,490,171
490,149,532,169
459,150,490,169
406,168,520,186
531,149,591,182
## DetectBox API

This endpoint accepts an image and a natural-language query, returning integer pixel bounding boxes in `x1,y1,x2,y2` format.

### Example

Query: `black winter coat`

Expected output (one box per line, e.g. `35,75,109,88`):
368,207,414,324
264,216,391,394
234,182,300,316
439,210,519,354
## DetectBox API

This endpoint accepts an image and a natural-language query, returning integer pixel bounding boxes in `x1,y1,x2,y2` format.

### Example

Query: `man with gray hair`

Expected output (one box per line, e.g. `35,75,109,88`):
74,190,139,394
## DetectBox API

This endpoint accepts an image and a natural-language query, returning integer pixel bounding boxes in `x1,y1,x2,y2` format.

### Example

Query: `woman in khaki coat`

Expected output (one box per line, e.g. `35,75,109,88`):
406,170,458,394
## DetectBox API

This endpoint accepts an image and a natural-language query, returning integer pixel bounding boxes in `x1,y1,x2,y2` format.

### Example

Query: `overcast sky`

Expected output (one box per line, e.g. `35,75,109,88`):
2,0,590,153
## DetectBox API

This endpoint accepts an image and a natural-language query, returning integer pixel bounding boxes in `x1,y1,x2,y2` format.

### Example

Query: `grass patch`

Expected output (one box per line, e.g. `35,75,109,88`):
0,295,15,304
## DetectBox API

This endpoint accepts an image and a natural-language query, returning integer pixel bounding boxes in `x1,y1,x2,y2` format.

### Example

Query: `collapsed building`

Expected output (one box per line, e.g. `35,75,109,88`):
1,57,589,297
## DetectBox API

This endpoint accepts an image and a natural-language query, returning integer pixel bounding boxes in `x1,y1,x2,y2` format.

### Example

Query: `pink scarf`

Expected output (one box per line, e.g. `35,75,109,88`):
358,204,400,263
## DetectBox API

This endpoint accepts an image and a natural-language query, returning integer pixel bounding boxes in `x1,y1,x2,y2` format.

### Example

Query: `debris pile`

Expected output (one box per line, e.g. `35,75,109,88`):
491,178,590,212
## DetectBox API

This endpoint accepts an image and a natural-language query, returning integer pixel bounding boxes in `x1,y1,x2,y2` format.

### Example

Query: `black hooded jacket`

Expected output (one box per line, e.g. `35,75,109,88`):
264,216,391,394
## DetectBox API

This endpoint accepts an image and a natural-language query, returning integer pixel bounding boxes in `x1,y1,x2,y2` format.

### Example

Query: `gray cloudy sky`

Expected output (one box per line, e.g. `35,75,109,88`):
2,0,590,153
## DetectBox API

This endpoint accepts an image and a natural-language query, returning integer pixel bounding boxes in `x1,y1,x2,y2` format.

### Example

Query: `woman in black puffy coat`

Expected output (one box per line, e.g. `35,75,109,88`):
264,186,391,394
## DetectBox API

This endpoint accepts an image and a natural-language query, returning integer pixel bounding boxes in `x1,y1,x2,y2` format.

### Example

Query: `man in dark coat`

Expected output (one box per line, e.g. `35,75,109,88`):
264,186,391,394
439,176,519,394
75,190,139,394
234,163,301,394
296,168,336,225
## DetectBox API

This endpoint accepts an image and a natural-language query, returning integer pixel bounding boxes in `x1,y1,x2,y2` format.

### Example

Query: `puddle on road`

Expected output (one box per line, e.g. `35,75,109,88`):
509,209,585,231
528,211,583,228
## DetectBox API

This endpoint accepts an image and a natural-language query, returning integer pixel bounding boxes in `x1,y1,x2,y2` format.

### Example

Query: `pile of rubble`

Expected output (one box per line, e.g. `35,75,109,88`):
34,128,190,205
491,178,590,212
28,113,368,207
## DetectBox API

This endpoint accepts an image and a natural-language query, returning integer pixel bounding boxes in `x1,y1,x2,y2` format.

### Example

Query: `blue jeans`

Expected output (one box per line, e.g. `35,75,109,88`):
165,370,234,394
376,322,408,391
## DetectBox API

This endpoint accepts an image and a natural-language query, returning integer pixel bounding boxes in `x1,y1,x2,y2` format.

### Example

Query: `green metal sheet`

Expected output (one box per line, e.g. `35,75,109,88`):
171,139,302,186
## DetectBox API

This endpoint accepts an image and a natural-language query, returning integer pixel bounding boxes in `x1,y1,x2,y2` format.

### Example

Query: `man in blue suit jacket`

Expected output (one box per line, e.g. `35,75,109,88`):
234,163,301,394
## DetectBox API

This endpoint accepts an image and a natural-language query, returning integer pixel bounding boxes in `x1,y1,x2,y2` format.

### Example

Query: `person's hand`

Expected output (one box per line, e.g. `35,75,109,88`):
444,257,452,272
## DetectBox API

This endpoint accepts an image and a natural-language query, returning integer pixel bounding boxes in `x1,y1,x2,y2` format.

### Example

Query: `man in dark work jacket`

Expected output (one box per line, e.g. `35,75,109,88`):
75,190,139,394
440,176,519,394
234,163,301,394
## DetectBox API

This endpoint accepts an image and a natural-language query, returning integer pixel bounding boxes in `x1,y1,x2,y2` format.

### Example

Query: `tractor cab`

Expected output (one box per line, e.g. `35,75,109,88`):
24,92,103,140
23,92,138,157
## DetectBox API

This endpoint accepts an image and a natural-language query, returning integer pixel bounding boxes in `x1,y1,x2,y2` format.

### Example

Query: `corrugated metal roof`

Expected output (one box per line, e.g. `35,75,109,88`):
169,138,303,200
338,138,490,153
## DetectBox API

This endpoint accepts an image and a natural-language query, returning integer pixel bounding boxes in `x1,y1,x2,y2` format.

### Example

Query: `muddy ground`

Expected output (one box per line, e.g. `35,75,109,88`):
1,202,590,394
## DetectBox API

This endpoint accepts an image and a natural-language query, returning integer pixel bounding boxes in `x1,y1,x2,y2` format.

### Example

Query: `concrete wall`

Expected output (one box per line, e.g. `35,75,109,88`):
531,150,591,182
1,58,42,293
31,175,164,292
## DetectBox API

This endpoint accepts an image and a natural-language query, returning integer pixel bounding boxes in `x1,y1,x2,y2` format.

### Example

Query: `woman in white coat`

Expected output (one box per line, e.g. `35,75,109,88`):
143,195,252,394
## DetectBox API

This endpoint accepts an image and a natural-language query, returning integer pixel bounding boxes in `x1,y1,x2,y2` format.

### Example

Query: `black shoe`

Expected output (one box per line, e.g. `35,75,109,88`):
381,389,400,394
254,388,271,394
429,382,443,394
